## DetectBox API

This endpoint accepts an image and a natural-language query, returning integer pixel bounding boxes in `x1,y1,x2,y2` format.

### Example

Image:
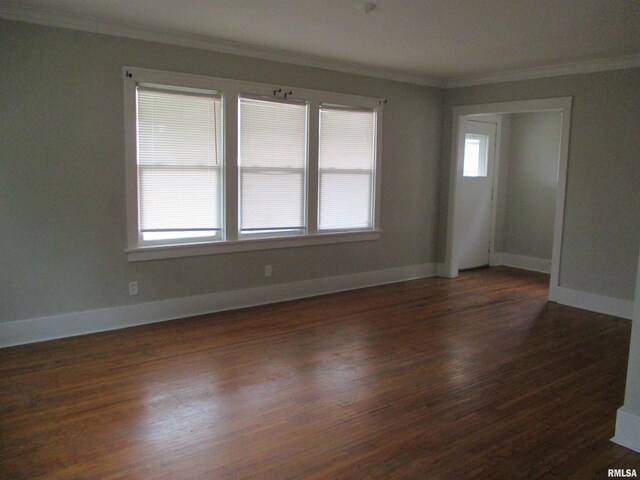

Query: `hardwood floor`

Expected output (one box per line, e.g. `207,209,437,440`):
1,267,638,479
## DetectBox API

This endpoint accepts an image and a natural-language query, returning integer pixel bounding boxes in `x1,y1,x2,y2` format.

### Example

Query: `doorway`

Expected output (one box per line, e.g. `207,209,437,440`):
444,97,573,301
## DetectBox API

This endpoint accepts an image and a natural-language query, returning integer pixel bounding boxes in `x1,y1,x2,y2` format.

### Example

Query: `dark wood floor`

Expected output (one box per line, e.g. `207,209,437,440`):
1,267,638,479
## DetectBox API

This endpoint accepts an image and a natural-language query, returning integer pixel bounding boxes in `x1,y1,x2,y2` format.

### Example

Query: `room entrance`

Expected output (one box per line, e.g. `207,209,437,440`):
444,98,573,301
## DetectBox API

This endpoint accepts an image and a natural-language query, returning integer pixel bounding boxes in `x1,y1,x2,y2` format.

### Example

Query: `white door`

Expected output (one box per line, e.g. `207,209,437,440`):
457,120,497,270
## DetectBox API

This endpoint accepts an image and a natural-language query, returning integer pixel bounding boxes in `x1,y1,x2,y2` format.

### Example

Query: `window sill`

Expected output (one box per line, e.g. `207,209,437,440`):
126,230,382,261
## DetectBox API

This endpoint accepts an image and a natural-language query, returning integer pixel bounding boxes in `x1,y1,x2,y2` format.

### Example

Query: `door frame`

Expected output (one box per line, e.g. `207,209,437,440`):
444,97,573,301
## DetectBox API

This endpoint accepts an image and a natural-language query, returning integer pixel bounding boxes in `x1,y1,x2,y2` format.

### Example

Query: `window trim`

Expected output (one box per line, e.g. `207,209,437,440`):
124,66,384,261
126,229,382,261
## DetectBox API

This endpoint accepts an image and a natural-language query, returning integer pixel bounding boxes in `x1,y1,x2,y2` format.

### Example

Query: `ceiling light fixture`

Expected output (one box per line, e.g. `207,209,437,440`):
355,2,377,14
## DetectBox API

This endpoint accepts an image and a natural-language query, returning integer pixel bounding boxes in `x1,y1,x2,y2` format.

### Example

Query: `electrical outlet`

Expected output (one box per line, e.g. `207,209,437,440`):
264,265,272,278
129,281,139,296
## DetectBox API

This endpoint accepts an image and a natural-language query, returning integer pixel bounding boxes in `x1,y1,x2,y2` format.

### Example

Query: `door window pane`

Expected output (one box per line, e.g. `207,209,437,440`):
463,133,488,177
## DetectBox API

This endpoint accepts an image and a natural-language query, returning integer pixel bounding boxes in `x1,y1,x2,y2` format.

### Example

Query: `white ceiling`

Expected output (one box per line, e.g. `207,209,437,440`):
2,0,639,85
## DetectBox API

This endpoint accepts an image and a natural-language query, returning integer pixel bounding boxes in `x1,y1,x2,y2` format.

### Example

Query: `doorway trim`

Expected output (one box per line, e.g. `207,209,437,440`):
444,97,573,301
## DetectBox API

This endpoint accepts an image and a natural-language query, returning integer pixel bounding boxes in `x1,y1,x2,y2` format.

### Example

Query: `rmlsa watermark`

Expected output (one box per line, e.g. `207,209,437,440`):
608,469,638,478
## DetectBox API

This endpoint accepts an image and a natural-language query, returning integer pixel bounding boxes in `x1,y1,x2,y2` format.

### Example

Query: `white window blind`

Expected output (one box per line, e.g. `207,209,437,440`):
238,96,307,234
318,106,375,230
137,86,222,242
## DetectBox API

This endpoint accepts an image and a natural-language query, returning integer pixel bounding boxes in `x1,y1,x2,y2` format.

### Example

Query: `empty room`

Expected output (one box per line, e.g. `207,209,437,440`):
1,0,639,478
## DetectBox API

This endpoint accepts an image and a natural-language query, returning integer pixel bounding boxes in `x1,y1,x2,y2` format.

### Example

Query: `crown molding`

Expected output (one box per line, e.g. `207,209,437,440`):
445,54,640,88
2,2,638,90
0,2,446,88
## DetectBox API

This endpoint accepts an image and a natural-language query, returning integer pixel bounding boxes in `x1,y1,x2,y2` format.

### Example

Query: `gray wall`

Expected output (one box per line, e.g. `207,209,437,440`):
440,69,640,300
493,114,511,253
501,111,562,259
0,19,444,323
2,18,639,325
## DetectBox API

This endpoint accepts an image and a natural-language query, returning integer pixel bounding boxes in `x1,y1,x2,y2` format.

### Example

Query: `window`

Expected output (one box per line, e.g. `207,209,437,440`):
319,105,375,230
124,67,383,261
463,133,488,177
136,86,222,243
239,97,308,235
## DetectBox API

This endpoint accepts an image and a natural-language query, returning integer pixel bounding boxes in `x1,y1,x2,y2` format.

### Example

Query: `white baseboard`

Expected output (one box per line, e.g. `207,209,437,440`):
0,263,437,348
612,408,640,453
489,252,632,319
551,286,633,320
491,252,552,274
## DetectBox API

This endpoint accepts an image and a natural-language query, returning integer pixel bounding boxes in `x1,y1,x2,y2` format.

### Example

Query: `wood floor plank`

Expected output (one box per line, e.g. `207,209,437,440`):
1,267,638,479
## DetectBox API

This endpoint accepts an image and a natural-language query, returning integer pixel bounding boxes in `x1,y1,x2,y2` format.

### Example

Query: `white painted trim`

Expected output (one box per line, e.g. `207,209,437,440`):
614,246,640,450
445,97,572,303
491,252,552,274
0,3,445,87
123,66,384,260
0,263,437,348
307,100,320,234
373,101,384,231
450,98,574,117
446,54,640,88
125,66,386,107
551,286,633,320
612,408,640,453
551,99,573,297
127,230,382,261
